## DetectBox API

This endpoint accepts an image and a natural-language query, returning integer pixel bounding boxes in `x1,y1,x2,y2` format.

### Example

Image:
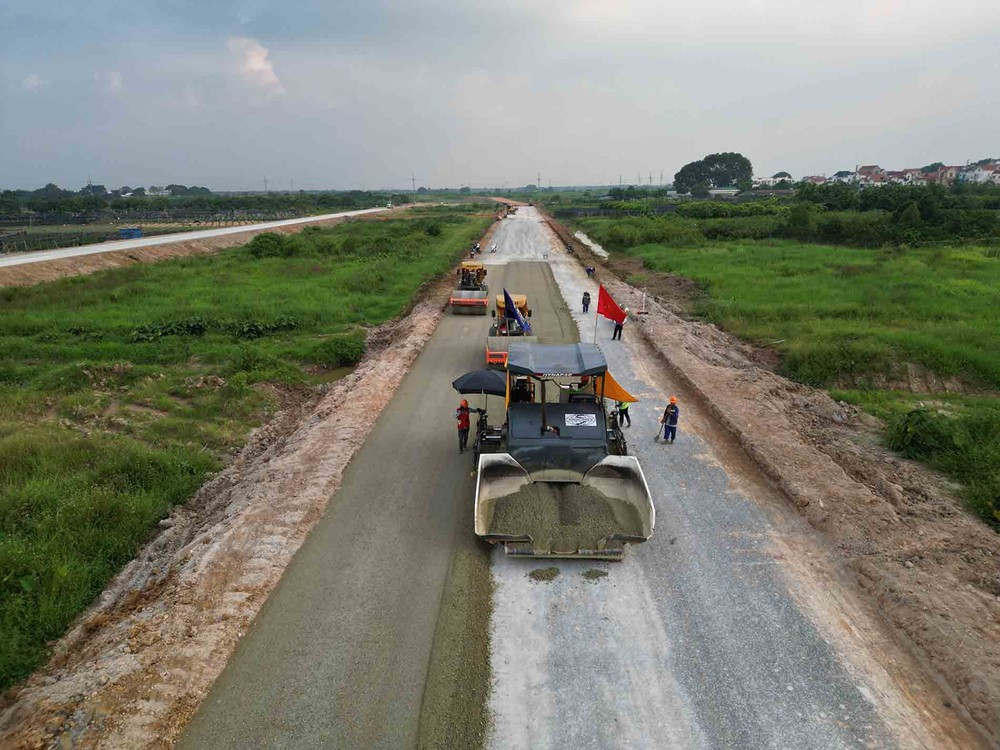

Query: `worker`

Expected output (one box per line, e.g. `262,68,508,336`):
660,396,680,443
612,307,629,341
585,266,596,278
582,291,591,313
616,400,631,427
456,399,472,453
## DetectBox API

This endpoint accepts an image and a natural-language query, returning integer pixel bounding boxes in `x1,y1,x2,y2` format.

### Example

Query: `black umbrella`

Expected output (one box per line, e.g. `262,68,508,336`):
452,368,507,397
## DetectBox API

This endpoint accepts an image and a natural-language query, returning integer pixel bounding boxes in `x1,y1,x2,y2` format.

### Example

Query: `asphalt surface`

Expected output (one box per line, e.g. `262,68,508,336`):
0,207,387,268
177,222,569,747
180,208,954,749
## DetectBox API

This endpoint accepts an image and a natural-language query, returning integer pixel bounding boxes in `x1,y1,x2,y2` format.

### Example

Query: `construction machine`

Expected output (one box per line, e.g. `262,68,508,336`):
449,261,489,314
472,342,655,560
486,293,536,368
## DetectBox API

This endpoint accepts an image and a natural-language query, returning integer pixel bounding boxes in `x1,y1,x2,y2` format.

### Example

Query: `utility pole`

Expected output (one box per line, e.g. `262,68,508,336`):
649,171,652,186
263,175,268,194
619,174,622,186
659,170,664,187
536,172,541,188
411,173,416,192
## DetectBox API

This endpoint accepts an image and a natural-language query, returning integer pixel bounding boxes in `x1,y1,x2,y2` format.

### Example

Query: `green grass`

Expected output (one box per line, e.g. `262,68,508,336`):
577,220,1000,528
0,210,489,689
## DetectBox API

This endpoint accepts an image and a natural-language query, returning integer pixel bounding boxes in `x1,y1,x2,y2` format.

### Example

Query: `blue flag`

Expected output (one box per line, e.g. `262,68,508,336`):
503,288,532,334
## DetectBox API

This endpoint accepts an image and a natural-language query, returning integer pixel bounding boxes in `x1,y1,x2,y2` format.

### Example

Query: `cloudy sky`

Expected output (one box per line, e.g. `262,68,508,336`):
3,1,998,191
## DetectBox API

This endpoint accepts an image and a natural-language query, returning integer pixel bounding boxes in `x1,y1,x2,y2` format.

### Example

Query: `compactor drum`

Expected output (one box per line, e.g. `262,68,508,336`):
449,261,489,314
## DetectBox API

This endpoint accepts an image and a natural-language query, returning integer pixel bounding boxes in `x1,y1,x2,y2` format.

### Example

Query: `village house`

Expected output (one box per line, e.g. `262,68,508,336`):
801,175,828,184
831,170,855,183
963,163,1000,184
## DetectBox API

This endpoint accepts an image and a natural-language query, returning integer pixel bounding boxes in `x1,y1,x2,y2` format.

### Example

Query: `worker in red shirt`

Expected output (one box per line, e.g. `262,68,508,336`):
456,399,472,453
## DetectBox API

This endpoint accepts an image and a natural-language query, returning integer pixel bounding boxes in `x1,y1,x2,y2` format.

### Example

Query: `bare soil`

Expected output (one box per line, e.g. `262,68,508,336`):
543,207,1000,743
0,262,474,750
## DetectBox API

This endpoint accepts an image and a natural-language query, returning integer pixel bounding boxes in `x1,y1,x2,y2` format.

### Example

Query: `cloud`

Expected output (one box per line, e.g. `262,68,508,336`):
21,73,45,91
94,70,123,93
227,36,284,96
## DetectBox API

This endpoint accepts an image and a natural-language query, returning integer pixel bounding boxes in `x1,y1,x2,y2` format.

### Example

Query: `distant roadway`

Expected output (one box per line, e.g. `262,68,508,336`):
0,207,389,269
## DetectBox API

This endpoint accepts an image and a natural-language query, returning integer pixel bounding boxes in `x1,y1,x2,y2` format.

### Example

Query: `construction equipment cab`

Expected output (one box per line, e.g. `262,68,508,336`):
473,342,655,559
486,293,536,368
449,262,489,314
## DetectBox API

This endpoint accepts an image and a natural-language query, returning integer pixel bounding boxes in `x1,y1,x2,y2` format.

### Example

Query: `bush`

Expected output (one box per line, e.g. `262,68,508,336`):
888,408,1000,528
309,331,367,367
700,216,782,240
247,232,288,258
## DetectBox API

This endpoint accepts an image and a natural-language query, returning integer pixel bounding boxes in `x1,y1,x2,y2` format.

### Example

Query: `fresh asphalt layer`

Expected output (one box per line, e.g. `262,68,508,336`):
0,207,388,268
177,232,568,746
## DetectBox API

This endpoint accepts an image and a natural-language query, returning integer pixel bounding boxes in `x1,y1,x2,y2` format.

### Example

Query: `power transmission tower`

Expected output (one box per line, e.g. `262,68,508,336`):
411,173,416,192
536,172,541,187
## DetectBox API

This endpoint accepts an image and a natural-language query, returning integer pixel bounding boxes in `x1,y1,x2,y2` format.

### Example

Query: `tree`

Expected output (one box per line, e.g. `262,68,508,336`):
772,171,792,179
690,181,710,198
921,162,944,174
417,186,428,193
130,187,146,197
674,152,753,192
79,184,108,196
736,178,753,192
774,180,792,190
166,184,188,196
458,186,471,194
673,160,711,194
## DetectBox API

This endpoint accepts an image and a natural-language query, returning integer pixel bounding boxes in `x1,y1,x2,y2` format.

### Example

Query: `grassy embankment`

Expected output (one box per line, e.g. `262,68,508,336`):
0,206,490,690
575,216,1000,528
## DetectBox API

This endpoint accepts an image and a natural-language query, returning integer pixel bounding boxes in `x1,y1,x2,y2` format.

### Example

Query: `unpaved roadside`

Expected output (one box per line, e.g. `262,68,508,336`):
544,209,1000,744
0,244,486,749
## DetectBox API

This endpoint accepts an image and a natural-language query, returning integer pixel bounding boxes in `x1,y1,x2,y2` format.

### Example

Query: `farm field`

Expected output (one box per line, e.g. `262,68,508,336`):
575,220,1000,526
0,209,490,689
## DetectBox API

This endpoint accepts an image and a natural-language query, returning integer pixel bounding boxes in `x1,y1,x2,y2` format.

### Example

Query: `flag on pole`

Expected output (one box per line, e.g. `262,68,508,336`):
503,288,532,334
596,284,626,323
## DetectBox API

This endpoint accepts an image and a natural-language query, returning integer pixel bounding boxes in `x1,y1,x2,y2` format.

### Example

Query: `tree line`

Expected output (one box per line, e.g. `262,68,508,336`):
1,183,410,220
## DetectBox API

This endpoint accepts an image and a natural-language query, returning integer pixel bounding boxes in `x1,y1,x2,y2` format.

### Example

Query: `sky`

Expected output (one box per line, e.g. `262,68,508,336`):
2,0,999,191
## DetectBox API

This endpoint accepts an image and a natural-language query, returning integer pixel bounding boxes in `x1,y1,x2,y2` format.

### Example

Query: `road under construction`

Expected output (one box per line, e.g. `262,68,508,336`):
176,207,983,749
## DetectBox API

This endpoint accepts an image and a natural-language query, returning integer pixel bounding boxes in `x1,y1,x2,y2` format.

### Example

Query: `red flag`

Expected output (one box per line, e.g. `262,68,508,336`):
597,284,626,323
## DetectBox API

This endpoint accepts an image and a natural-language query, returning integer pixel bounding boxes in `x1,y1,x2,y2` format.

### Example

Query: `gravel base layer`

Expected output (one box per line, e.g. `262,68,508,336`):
489,483,643,553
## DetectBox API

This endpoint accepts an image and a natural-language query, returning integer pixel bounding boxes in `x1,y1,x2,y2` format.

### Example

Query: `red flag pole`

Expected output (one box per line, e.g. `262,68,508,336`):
593,294,599,343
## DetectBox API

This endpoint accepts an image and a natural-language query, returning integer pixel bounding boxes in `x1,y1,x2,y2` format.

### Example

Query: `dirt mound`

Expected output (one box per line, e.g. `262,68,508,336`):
490,483,643,552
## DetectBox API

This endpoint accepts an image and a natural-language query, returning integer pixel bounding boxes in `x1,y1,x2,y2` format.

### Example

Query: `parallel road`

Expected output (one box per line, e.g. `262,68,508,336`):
0,207,388,268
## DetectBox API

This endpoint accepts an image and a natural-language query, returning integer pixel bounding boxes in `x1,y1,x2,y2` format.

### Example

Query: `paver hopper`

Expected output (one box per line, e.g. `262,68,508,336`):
449,261,489,314
472,342,655,560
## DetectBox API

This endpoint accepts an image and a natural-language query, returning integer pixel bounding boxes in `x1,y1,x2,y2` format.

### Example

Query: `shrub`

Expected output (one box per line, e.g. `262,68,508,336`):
247,232,288,258
310,331,367,367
